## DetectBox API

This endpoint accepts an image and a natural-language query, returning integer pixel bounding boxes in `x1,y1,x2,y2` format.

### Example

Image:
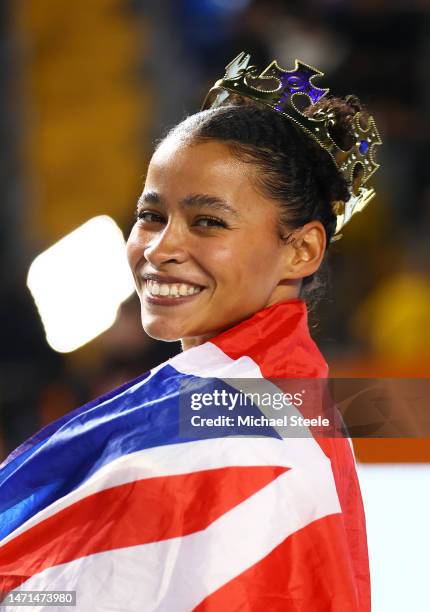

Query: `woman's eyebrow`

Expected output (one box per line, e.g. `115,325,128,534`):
180,193,240,218
138,192,240,219
137,191,161,207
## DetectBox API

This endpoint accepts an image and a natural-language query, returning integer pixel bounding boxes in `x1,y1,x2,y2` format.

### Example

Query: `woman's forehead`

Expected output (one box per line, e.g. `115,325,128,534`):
147,139,254,192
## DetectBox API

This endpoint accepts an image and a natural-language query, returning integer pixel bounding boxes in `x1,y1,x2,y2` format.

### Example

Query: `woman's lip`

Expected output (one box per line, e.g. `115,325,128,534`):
144,287,205,306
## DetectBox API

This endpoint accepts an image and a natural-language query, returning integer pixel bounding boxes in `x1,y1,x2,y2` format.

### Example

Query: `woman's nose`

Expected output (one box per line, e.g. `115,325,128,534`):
143,222,188,267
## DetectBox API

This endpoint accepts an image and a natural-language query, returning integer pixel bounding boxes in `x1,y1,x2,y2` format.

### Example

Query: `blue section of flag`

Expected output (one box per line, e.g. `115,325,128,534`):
0,364,279,541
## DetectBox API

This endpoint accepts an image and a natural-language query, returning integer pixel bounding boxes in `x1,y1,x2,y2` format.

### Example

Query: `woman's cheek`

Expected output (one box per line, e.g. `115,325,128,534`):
205,240,238,269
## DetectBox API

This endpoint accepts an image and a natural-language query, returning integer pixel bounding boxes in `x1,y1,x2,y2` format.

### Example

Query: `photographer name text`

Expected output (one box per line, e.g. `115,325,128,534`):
190,414,330,428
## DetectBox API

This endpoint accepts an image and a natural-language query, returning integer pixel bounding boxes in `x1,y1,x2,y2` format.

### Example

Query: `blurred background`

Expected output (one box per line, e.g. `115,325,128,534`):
0,1,429,607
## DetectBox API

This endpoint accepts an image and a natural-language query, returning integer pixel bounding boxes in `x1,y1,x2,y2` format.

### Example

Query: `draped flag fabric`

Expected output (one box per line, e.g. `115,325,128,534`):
0,299,370,611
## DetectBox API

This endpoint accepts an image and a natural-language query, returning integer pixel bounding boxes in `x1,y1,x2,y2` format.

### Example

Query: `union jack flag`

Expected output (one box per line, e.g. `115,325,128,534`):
0,300,370,611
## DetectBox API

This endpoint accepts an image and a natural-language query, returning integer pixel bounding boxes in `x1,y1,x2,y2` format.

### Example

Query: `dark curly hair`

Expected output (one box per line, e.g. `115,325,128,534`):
157,93,368,319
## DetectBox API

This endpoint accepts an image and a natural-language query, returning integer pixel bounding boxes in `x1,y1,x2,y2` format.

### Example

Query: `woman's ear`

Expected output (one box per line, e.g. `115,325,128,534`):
282,221,326,280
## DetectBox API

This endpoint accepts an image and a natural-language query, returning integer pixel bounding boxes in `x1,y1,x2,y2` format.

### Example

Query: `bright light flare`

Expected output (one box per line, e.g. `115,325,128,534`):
27,216,135,353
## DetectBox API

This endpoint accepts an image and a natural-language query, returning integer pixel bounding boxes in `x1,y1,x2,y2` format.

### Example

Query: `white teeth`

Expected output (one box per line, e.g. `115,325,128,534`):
146,279,202,299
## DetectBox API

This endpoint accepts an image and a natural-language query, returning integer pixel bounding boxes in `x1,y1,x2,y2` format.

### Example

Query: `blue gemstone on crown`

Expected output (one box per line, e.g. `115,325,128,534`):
359,139,369,155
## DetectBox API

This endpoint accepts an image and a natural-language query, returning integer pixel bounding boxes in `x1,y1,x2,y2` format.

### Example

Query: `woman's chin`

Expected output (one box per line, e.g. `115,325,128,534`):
143,327,181,343
141,317,185,343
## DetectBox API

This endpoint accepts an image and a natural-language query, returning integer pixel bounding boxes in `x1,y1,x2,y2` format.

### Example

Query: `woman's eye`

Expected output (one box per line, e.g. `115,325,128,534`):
136,210,164,224
195,216,227,228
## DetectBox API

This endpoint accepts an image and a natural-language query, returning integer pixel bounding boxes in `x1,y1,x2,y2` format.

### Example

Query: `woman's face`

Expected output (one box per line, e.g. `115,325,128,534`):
126,138,297,349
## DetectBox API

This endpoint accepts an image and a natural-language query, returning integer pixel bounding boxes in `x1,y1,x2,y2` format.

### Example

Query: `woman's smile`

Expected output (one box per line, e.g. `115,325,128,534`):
143,274,206,306
146,280,202,299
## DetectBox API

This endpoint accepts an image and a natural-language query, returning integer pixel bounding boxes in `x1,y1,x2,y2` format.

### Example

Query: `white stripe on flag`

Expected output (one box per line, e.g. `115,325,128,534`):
168,341,263,378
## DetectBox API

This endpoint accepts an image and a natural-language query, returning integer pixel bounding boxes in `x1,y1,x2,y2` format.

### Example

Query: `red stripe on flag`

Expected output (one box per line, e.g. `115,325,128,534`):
0,464,289,594
194,513,369,612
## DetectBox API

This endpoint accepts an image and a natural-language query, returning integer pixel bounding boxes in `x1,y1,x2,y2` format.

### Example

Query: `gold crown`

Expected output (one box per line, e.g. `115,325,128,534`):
202,52,382,239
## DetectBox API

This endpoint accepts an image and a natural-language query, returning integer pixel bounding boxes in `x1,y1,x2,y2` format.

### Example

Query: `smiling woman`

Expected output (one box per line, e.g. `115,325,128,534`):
127,138,322,348
0,53,381,612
